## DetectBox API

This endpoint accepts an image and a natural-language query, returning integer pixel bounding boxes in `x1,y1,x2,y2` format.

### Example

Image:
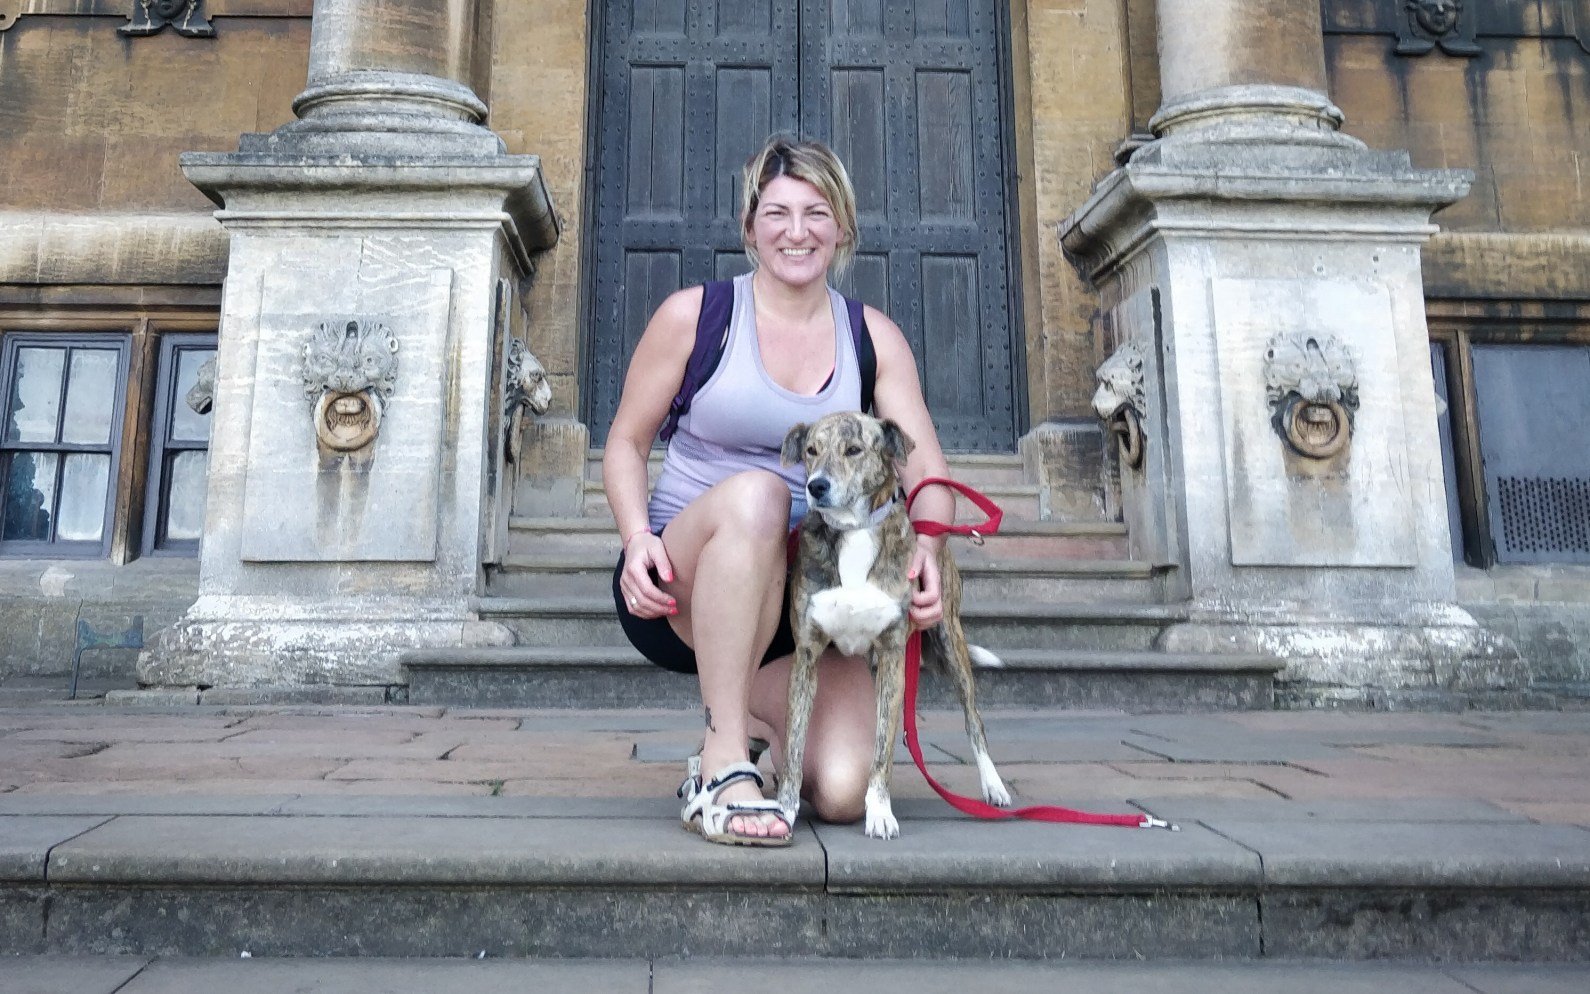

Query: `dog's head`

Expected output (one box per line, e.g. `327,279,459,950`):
781,412,914,529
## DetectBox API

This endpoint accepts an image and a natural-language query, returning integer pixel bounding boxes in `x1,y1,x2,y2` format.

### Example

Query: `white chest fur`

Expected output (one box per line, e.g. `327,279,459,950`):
808,528,902,657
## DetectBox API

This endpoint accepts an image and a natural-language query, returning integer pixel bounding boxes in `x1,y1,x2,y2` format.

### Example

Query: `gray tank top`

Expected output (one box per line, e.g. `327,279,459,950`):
649,272,863,532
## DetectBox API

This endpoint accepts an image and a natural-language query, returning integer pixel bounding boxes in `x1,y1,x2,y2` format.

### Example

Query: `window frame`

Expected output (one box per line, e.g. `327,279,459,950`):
0,332,132,559
1427,302,1590,568
141,333,217,557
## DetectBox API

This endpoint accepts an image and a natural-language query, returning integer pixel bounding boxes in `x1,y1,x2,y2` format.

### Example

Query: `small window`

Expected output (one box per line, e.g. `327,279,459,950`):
1472,344,1590,564
0,335,130,557
143,335,217,556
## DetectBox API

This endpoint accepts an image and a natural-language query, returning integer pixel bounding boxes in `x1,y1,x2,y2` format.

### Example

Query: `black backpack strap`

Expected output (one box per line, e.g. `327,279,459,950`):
846,296,876,415
660,280,734,441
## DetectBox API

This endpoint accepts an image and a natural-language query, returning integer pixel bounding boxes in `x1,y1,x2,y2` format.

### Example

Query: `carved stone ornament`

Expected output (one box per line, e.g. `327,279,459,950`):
302,319,399,454
119,0,215,38
1092,341,1147,470
1395,0,1481,57
1263,332,1360,460
503,337,552,463
185,357,217,416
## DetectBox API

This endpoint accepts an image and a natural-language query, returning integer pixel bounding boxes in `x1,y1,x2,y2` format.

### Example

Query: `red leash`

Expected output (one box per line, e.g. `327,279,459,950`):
904,477,1172,830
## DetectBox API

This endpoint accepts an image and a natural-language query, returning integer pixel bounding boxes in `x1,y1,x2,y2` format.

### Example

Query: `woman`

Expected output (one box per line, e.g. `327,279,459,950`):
604,136,956,846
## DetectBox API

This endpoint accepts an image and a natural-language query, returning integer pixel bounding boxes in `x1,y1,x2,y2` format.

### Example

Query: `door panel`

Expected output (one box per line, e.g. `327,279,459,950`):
588,0,1017,450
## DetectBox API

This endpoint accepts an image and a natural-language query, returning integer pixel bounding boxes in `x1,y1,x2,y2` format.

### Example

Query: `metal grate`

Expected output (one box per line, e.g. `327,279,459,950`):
1495,477,1590,560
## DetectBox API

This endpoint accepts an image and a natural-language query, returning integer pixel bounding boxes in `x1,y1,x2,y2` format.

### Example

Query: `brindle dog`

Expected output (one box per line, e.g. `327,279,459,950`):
779,411,1011,839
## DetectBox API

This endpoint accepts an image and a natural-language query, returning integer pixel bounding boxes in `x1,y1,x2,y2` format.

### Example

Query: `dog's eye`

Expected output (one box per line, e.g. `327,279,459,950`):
844,444,862,456
805,445,818,458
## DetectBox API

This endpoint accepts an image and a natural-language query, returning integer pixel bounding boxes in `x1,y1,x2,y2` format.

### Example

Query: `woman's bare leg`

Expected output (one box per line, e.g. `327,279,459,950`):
751,649,876,824
659,470,792,839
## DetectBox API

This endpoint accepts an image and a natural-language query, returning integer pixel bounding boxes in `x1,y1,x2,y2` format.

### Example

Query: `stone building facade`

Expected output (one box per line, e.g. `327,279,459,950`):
0,1,1586,702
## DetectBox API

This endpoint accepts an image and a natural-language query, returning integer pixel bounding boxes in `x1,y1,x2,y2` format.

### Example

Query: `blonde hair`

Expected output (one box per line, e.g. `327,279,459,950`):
740,135,860,277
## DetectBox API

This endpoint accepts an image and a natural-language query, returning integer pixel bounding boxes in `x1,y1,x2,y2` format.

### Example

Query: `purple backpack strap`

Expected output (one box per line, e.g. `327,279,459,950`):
660,280,735,441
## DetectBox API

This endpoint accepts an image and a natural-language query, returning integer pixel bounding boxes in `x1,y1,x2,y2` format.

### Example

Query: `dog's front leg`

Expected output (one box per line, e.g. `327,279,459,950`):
865,642,906,839
777,635,823,825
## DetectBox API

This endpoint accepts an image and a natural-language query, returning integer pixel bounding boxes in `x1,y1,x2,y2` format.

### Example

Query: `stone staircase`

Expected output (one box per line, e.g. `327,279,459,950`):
402,450,1281,708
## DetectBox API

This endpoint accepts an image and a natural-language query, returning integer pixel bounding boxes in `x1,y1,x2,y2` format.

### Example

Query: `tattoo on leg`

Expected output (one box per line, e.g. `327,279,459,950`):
704,706,716,732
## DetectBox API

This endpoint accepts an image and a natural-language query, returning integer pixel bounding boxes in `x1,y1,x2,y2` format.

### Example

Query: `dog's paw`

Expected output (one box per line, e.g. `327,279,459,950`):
983,778,1012,807
976,753,1012,807
864,785,899,840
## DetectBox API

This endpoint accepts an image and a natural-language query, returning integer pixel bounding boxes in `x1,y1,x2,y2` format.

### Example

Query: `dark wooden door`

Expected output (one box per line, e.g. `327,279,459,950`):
586,0,1021,450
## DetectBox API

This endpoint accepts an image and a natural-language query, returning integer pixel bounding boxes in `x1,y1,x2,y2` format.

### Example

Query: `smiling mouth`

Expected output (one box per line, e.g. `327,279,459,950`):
780,248,815,257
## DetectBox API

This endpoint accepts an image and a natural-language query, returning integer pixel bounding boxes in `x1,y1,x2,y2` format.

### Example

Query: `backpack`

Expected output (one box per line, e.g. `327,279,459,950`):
659,279,876,441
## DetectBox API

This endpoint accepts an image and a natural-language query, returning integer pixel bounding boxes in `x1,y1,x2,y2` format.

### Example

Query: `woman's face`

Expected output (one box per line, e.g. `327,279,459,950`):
748,175,846,287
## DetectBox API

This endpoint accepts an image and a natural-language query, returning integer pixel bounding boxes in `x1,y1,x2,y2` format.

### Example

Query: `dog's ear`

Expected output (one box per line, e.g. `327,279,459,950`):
879,419,916,462
781,423,810,466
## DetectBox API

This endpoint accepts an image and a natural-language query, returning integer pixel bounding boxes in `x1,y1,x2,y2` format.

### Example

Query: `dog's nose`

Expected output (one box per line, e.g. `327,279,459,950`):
806,477,830,502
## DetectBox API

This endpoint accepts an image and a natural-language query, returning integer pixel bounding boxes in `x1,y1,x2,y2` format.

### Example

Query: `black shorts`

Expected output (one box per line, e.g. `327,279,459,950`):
612,539,796,675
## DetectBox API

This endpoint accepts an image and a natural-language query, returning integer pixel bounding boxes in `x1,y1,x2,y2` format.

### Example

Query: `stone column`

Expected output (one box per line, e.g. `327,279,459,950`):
139,0,558,693
1060,0,1522,705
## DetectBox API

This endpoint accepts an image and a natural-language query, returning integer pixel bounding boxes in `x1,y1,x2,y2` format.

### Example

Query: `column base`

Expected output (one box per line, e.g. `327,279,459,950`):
138,598,513,689
1159,612,1527,708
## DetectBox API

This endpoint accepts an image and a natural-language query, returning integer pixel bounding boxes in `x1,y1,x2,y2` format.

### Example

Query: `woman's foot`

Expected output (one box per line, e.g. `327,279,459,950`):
684,748,792,844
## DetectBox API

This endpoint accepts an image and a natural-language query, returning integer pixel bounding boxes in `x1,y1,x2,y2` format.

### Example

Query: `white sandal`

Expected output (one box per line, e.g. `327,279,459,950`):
680,761,793,848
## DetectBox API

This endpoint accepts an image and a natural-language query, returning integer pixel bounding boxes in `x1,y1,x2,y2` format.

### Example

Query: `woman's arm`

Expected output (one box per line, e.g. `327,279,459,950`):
866,306,954,629
602,286,703,614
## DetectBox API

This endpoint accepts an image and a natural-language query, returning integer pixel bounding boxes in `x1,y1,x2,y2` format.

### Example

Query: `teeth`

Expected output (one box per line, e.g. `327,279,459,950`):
781,248,814,256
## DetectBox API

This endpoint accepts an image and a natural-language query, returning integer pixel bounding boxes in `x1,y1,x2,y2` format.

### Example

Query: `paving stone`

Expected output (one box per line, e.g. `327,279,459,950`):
1002,763,1284,802
1130,798,1526,826
8,724,237,743
0,815,112,880
815,818,1257,892
0,795,294,816
1500,801,1590,826
117,957,651,993
271,794,684,819
1116,733,1341,762
1207,820,1590,887
654,959,1481,994
5,779,482,797
1447,964,1590,993
0,955,150,994
23,749,344,784
0,886,45,954
47,814,825,886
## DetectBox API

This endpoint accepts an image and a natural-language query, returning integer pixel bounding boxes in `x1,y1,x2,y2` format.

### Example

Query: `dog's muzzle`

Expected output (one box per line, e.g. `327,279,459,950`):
806,476,832,506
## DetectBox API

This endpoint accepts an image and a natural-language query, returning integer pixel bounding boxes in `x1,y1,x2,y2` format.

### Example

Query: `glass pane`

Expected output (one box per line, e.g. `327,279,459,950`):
2,451,59,541
170,348,216,443
4,347,66,444
162,449,208,543
60,349,119,446
55,452,110,542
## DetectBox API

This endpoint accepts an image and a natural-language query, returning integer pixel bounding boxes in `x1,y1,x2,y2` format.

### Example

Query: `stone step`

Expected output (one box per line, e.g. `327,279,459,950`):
400,640,1275,710
506,515,1129,561
8,800,1588,960
486,557,1166,604
587,447,1033,488
580,480,1047,522
7,956,1588,992
475,591,1180,651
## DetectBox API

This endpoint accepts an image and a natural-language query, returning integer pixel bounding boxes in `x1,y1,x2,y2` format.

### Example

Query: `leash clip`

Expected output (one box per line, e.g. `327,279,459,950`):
968,528,984,547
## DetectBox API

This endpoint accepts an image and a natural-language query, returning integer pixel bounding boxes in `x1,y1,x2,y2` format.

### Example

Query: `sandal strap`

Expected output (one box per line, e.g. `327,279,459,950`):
702,761,765,793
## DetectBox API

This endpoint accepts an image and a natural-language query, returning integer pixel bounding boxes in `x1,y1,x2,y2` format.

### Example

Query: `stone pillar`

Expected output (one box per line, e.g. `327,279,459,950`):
1060,0,1522,705
139,0,558,691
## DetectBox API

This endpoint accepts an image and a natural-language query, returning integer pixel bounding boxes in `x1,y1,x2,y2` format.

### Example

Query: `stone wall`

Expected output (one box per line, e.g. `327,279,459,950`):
0,7,310,286
486,0,589,417
1017,0,1136,423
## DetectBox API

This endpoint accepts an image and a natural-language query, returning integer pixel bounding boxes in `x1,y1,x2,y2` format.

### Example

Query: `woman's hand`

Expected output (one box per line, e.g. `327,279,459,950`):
906,537,943,631
620,532,677,619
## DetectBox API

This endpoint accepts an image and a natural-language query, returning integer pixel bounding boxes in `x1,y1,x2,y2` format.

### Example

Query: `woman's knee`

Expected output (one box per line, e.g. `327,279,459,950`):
804,754,869,824
714,471,792,545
